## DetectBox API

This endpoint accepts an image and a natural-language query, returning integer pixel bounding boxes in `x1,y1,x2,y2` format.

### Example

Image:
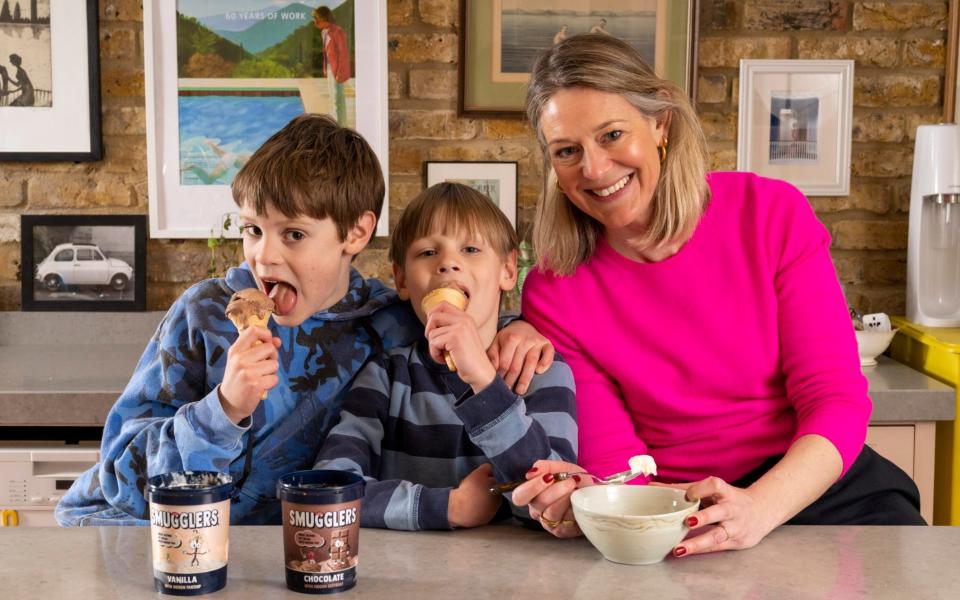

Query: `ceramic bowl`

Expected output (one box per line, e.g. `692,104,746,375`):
855,328,898,367
571,485,699,565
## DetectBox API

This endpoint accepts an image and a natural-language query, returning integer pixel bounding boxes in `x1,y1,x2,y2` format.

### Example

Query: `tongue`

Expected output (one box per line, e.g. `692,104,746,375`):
270,282,297,316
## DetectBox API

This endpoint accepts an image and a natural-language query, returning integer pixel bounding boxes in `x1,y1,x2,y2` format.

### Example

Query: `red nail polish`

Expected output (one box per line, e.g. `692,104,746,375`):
686,516,698,527
543,473,554,483
674,546,687,557
572,475,582,483
526,467,538,474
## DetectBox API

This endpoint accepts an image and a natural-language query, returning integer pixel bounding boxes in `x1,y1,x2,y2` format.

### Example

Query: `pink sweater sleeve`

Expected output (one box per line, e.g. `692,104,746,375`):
522,269,650,479
761,178,871,476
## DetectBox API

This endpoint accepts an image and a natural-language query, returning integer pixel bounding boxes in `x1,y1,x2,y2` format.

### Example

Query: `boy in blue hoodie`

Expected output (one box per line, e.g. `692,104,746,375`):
56,115,551,526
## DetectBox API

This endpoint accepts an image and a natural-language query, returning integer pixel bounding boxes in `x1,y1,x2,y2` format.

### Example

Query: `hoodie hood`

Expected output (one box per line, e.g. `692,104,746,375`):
223,263,397,323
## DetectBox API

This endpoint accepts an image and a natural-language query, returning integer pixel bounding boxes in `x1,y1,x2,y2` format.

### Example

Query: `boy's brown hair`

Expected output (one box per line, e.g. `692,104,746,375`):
389,182,519,266
231,113,383,241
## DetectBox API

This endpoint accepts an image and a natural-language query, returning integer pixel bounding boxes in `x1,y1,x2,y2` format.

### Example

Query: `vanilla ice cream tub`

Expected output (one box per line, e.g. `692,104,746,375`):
278,470,365,594
147,471,233,596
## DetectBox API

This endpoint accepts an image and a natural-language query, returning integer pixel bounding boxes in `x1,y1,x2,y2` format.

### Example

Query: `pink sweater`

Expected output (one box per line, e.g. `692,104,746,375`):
522,172,870,483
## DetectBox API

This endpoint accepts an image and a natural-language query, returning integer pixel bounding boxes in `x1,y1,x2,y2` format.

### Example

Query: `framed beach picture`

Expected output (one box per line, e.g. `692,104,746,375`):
425,161,518,229
20,215,147,311
458,0,699,117
737,60,854,196
0,0,102,161
145,0,390,238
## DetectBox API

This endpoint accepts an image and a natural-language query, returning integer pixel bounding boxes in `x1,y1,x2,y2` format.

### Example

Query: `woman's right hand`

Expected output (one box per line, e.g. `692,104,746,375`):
511,459,588,539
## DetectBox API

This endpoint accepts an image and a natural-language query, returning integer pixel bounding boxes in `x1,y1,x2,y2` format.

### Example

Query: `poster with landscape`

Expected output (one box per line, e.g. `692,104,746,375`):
175,0,355,186
0,0,51,107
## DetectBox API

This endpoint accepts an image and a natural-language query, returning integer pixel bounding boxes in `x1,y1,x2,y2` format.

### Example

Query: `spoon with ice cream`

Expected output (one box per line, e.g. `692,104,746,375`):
489,455,657,495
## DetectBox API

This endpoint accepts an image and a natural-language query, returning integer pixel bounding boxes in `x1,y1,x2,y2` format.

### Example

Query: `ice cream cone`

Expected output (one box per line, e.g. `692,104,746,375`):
226,288,276,399
420,286,468,372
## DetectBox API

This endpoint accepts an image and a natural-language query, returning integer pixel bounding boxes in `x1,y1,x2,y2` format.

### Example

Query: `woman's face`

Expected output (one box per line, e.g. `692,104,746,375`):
539,87,666,234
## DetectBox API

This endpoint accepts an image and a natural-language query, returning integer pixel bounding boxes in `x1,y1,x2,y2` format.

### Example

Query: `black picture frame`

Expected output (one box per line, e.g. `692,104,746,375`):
0,0,103,161
20,215,147,311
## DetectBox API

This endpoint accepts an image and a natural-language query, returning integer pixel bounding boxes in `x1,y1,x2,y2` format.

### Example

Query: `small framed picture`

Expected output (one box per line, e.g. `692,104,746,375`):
424,161,518,229
737,59,854,196
0,0,102,161
20,215,147,311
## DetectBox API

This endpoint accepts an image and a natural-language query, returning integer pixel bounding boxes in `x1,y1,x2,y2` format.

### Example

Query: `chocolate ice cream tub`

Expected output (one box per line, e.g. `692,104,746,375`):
147,471,233,596
278,470,365,594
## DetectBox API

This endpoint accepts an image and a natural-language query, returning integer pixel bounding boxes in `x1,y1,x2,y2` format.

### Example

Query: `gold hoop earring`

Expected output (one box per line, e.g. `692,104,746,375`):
657,137,668,163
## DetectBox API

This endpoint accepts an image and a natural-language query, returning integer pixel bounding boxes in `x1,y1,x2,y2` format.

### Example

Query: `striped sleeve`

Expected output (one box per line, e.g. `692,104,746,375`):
312,354,453,531
453,356,578,484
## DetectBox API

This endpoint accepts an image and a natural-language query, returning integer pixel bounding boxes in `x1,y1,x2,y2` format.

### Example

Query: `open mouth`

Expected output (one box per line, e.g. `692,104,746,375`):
443,281,470,299
259,277,298,316
589,173,633,198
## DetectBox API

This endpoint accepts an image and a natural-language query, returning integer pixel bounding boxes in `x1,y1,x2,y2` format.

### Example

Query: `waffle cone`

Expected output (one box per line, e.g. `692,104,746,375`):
421,286,468,372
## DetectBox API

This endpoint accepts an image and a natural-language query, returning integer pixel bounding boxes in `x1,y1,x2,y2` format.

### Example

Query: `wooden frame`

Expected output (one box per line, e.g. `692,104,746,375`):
458,0,700,118
144,0,390,238
20,215,147,312
945,0,959,123
424,161,519,229
0,0,102,161
737,59,854,196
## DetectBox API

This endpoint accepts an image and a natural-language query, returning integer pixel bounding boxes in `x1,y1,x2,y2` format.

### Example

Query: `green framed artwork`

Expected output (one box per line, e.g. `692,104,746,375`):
458,0,699,118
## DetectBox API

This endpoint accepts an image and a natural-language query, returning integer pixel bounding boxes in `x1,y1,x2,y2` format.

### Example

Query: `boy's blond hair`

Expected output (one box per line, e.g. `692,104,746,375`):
389,182,519,267
231,113,383,241
525,34,709,275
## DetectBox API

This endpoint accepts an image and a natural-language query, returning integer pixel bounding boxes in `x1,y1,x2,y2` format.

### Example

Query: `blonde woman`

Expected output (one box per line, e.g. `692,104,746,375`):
511,35,924,555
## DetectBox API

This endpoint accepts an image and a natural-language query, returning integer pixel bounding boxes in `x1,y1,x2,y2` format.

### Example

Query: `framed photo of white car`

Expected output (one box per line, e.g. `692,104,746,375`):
737,59,854,196
20,215,147,311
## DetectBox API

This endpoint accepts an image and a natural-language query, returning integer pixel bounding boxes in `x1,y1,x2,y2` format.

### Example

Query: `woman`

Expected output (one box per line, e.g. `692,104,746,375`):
512,34,924,556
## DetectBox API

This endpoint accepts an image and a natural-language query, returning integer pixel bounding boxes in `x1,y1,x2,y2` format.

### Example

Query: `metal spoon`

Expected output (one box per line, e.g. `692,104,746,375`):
489,467,647,495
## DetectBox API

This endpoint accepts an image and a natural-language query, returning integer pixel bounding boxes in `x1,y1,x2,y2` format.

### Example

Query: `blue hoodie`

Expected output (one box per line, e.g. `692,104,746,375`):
56,264,420,526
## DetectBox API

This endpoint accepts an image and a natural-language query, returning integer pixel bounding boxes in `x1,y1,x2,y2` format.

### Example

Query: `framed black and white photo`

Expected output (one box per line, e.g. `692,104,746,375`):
144,0,390,238
425,161,518,229
0,0,102,161
737,60,853,196
20,215,147,311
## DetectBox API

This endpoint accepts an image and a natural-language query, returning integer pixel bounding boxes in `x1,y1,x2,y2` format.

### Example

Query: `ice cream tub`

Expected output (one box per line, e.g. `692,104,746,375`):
278,470,365,594
147,471,233,596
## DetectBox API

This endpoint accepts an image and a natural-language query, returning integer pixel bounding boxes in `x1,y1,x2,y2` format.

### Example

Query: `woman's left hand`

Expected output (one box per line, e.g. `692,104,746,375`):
653,477,778,557
489,320,555,395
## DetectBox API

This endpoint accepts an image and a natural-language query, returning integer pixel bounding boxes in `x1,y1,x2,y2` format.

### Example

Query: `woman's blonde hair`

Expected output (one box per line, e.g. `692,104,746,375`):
525,34,709,275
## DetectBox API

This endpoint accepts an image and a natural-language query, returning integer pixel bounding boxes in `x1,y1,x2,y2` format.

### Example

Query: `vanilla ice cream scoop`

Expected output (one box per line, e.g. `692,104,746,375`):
628,455,657,477
420,286,468,372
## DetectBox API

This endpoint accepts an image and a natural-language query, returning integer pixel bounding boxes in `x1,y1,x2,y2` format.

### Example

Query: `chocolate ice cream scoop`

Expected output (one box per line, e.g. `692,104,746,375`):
226,288,275,331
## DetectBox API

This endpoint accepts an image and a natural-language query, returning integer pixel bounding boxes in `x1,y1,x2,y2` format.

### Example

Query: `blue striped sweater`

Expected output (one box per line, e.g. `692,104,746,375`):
313,339,577,530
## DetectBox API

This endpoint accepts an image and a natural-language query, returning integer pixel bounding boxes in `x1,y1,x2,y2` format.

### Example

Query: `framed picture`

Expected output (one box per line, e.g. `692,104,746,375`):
144,0,390,238
424,161,518,229
0,0,102,161
458,0,699,117
737,60,854,196
945,0,959,122
20,215,147,312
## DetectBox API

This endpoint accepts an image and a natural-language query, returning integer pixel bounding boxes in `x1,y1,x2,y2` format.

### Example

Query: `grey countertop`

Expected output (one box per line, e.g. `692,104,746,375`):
1,524,959,599
0,312,955,426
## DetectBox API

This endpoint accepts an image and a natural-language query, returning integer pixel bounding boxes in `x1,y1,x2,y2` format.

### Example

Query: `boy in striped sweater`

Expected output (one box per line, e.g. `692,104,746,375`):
313,182,577,530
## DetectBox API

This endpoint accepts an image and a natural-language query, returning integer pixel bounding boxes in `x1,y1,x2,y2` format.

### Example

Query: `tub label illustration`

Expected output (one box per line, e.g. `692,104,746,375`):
283,500,361,592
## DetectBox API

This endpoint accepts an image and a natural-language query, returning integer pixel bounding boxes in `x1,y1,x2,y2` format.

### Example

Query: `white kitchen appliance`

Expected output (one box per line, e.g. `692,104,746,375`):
0,447,98,527
906,124,960,327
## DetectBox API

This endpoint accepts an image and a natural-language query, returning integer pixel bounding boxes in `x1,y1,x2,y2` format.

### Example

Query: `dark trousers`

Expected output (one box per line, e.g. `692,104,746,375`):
733,445,927,525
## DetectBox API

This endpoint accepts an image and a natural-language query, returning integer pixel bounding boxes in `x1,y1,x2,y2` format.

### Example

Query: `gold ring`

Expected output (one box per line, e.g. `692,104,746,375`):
560,519,576,527
540,515,561,528
717,523,731,542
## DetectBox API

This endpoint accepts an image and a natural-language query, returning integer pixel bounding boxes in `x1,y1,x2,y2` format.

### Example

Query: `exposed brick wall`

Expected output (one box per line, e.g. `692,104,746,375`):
0,0,950,316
